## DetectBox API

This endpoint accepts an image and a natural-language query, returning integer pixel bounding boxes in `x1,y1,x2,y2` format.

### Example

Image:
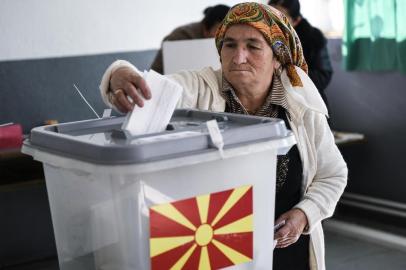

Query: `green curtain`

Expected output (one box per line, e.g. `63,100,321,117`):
343,0,406,73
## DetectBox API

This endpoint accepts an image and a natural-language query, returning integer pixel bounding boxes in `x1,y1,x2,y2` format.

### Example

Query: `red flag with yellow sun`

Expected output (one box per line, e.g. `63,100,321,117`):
149,185,253,270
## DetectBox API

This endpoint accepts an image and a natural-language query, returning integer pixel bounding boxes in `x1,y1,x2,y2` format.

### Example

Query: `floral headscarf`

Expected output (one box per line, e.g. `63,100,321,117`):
215,2,307,87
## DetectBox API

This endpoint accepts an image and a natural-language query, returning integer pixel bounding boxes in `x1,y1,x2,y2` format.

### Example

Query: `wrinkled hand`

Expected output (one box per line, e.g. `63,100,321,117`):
109,67,151,113
274,208,308,249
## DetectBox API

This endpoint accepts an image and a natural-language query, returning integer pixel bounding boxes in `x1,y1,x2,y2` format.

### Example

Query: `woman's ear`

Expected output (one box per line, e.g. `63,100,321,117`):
273,60,281,70
273,59,282,77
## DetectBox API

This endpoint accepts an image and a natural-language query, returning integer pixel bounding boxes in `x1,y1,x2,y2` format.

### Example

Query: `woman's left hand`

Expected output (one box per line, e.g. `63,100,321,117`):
274,208,308,248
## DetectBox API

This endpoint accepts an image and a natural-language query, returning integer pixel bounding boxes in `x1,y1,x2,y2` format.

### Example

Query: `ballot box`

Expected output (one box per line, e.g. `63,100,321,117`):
22,109,295,270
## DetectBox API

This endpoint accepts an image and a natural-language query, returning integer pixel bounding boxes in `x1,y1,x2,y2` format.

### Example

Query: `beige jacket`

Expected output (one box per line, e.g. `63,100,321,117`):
100,60,348,270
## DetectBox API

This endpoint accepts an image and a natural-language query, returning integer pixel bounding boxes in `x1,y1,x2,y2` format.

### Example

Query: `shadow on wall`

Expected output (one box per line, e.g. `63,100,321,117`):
326,38,406,204
0,50,157,134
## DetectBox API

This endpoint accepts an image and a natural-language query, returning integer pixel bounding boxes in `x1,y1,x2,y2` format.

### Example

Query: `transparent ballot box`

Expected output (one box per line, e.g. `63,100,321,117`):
22,109,295,270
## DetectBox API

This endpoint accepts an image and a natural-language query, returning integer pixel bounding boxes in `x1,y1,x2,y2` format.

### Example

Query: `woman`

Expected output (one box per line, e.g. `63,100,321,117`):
100,3,347,270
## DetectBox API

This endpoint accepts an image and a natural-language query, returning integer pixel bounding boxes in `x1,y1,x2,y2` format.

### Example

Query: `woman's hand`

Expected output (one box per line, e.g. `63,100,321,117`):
109,67,152,113
274,208,308,248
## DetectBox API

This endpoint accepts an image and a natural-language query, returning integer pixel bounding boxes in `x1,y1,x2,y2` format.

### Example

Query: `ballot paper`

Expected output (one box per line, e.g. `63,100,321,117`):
121,70,183,136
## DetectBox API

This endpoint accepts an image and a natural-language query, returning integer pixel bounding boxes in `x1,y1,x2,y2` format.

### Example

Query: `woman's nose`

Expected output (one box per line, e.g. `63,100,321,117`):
233,47,248,64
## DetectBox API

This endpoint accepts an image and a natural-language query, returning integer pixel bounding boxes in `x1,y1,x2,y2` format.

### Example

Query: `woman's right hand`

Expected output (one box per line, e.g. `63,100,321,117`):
109,67,152,113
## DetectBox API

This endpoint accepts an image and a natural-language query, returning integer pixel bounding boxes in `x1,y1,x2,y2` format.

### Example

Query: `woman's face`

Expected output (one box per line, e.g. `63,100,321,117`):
220,24,279,92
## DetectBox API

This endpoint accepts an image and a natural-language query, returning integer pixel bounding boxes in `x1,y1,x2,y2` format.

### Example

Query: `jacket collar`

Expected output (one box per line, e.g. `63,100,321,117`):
200,66,328,119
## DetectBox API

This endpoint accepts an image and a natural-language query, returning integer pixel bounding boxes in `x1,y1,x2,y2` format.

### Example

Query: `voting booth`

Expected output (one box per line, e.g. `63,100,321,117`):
22,109,295,270
162,38,220,74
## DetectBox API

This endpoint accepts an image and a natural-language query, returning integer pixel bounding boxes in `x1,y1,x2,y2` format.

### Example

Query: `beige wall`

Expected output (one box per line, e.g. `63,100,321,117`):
0,0,257,61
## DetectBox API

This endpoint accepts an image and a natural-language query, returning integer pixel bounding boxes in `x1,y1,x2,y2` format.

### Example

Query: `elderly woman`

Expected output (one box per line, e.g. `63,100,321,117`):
99,3,347,270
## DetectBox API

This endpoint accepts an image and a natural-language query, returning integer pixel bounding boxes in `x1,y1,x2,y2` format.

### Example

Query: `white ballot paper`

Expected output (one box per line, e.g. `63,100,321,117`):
121,70,183,135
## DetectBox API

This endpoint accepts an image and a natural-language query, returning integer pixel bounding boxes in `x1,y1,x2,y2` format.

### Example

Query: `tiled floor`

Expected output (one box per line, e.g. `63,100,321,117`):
4,228,406,270
325,231,406,270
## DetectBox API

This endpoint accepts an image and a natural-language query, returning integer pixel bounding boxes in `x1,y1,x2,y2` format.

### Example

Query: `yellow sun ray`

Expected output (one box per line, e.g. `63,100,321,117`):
214,214,253,235
198,246,211,270
151,203,196,231
211,185,251,227
196,194,210,224
150,236,194,258
170,243,197,270
212,239,252,265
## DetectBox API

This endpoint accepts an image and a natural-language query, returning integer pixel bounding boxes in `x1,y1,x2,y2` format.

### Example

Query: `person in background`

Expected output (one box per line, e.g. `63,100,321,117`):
150,4,230,74
269,0,333,117
100,3,347,269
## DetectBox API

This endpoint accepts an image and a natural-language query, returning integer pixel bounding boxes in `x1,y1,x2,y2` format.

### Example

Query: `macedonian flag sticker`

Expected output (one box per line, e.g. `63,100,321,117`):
149,185,253,270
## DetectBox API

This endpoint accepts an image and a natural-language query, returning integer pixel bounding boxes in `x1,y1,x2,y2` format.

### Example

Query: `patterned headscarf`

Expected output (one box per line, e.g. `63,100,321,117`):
215,2,307,87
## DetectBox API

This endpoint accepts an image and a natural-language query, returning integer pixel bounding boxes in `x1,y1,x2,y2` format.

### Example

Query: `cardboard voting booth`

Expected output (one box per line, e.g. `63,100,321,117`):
23,109,295,270
162,38,220,74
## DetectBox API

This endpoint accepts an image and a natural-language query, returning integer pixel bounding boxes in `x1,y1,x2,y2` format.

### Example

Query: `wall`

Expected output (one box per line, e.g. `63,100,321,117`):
0,0,343,62
0,50,157,133
327,38,406,204
0,0,250,61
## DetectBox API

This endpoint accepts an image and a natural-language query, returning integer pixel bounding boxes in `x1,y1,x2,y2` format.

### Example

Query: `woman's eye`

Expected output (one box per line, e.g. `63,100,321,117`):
248,45,261,50
224,43,236,48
